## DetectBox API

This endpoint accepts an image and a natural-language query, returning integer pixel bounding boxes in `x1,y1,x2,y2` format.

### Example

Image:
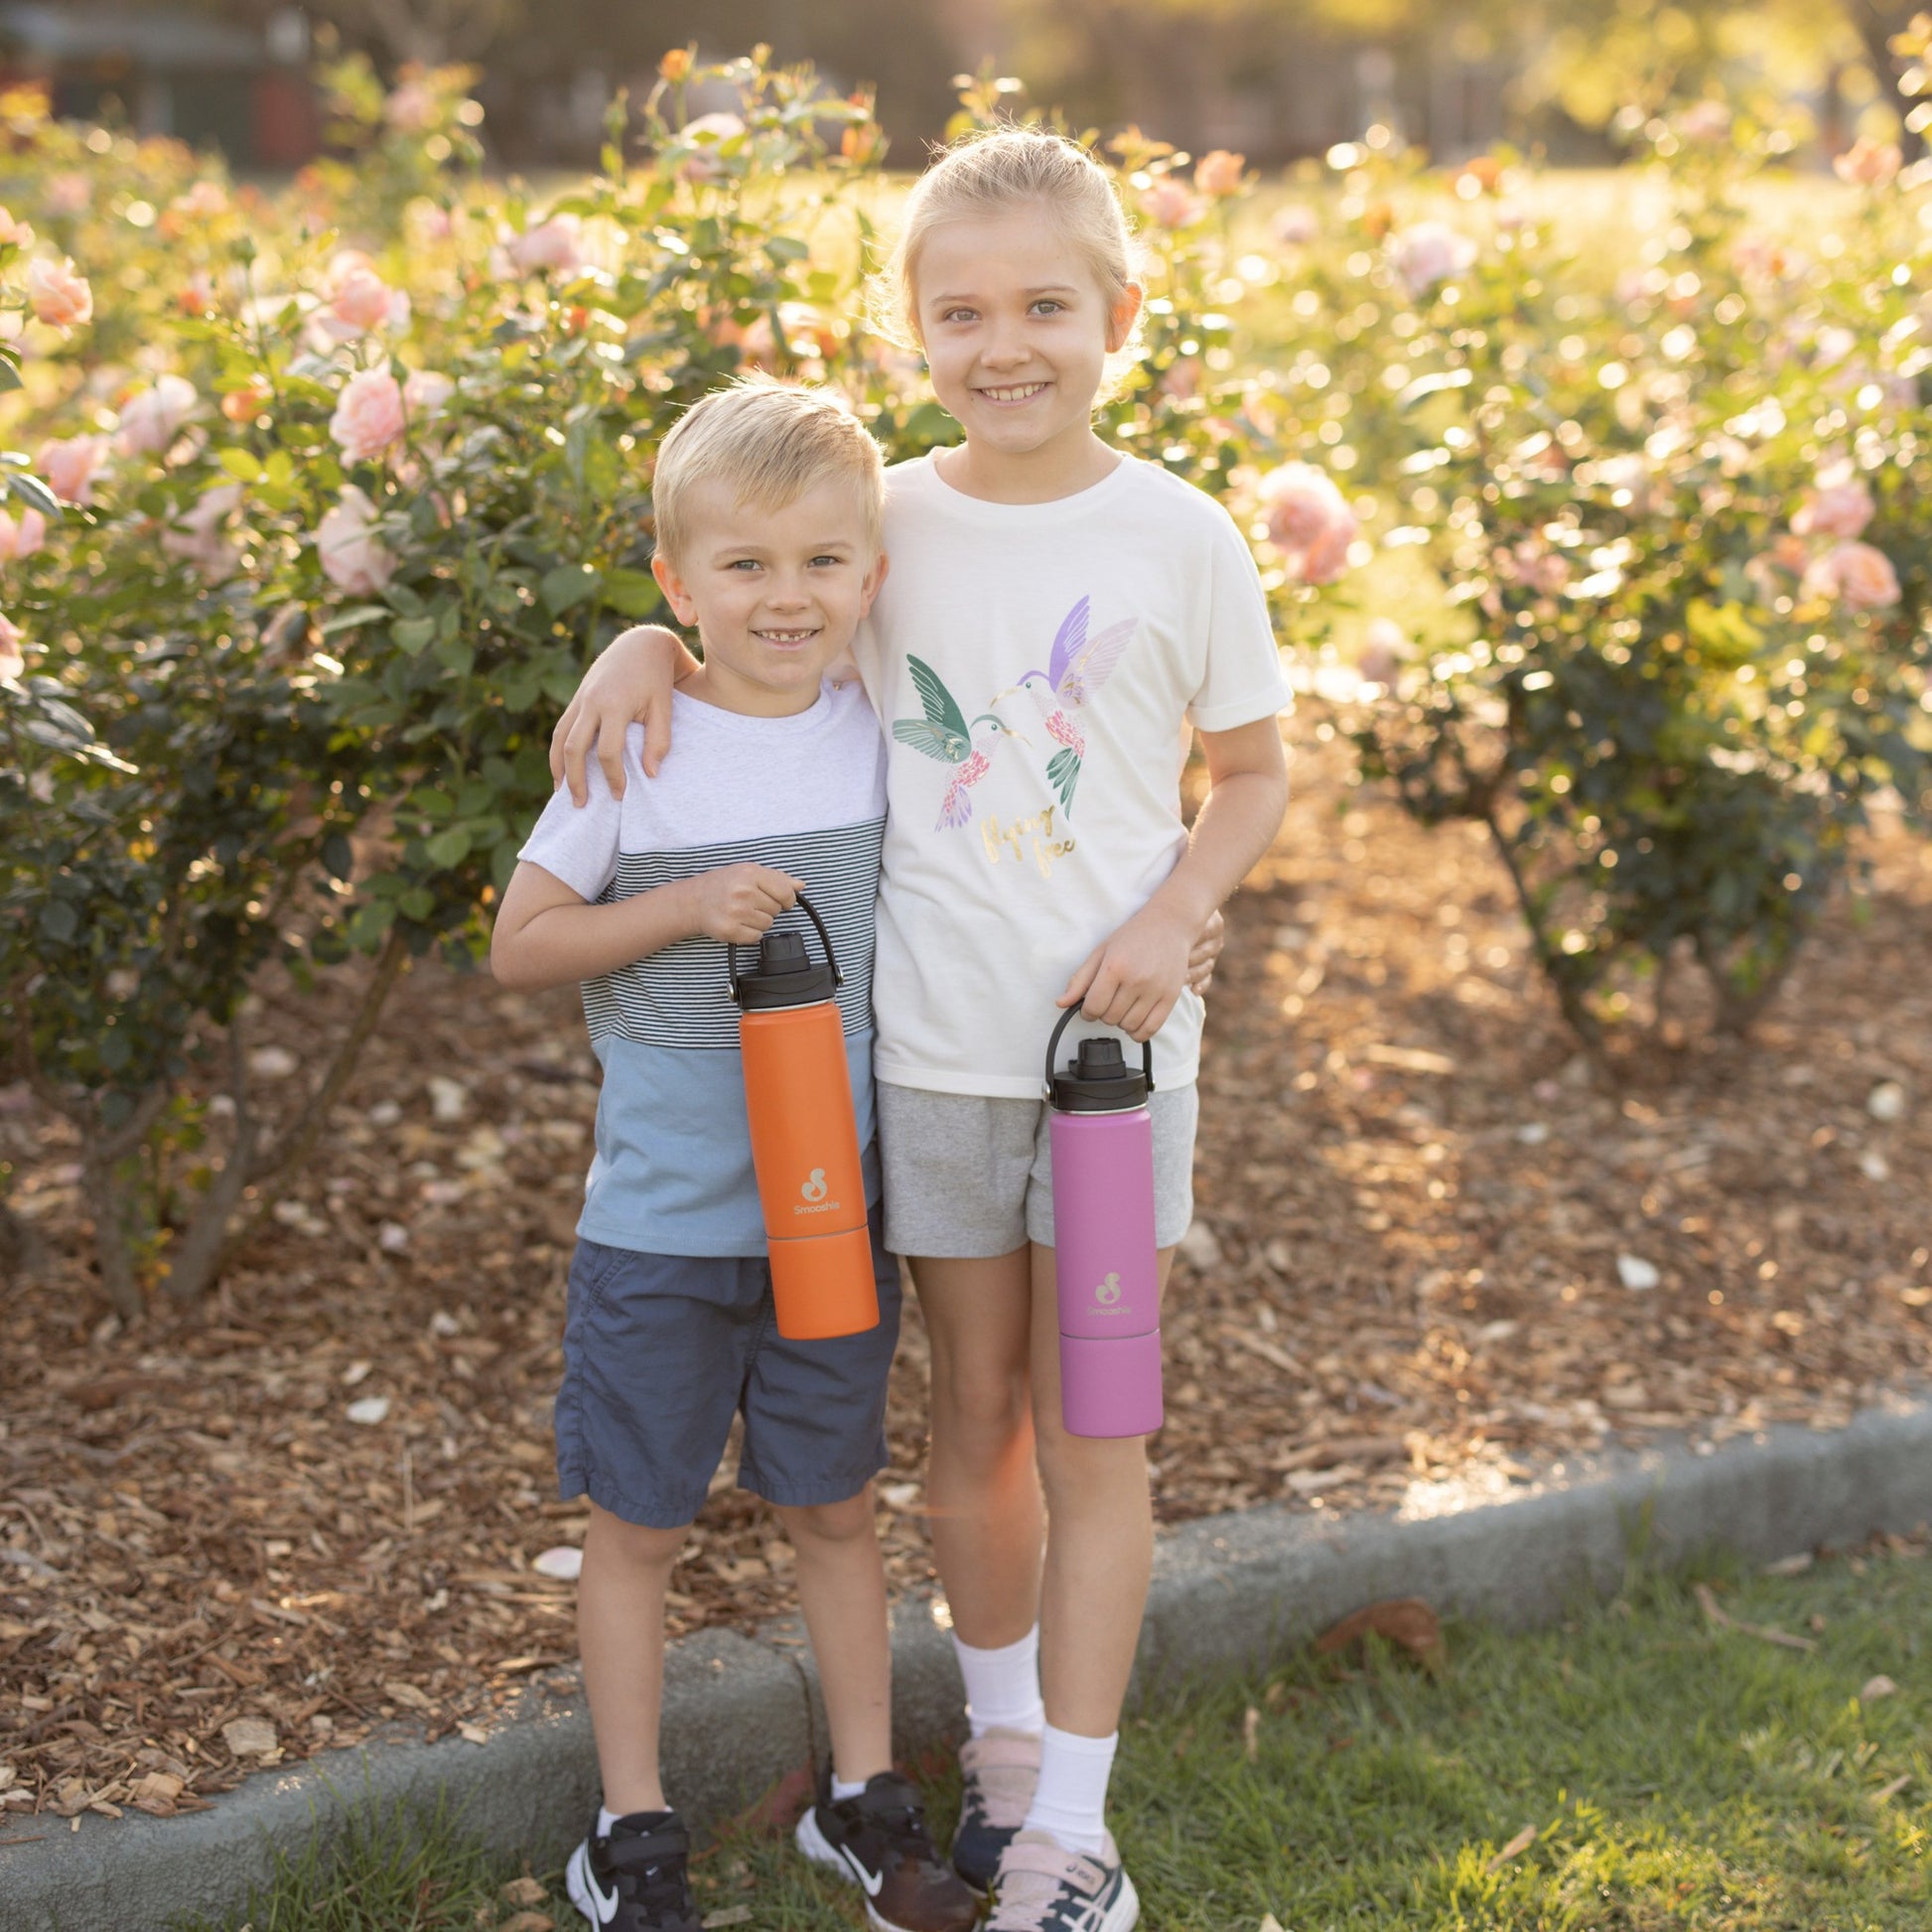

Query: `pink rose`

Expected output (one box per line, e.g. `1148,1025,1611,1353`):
1194,150,1245,198
1390,220,1475,296
1256,462,1359,585
1142,177,1201,229
506,214,582,276
172,181,229,220
27,256,92,329
0,507,47,563
1272,204,1319,246
1793,466,1874,540
1679,99,1732,143
0,613,23,681
0,206,33,249
317,485,395,594
1803,540,1899,612
161,483,242,582
403,368,454,420
1835,137,1902,187
329,367,406,464
1357,617,1411,688
676,112,747,184
37,433,108,505
385,80,436,132
326,259,410,336
47,173,90,215
115,374,199,458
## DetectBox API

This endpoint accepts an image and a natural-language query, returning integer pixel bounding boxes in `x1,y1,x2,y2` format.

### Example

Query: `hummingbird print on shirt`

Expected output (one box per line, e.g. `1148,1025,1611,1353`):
892,655,1022,830
1012,595,1135,816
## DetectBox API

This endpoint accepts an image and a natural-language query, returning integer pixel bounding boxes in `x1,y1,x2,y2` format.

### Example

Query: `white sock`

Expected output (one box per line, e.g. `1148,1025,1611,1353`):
1021,1725,1117,1858
598,1802,670,1836
830,1774,868,1802
952,1625,1045,1738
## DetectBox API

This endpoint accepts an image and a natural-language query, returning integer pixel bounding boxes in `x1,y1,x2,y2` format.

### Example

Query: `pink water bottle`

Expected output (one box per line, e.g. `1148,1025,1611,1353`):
1044,1008,1163,1439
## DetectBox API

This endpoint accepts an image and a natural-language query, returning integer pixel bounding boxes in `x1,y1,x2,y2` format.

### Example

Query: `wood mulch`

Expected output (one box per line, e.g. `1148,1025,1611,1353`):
4,727,1931,1822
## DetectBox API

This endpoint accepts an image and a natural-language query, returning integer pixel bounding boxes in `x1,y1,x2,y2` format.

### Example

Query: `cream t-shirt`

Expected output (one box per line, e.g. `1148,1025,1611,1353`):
854,452,1290,1100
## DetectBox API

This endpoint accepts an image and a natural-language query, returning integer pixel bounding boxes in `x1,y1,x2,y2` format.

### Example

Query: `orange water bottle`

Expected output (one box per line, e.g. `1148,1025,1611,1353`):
731,895,880,1340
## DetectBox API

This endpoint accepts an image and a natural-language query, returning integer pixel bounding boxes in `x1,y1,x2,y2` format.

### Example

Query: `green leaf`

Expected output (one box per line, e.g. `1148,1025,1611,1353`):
425,827,471,867
1397,369,1473,410
601,568,662,620
321,831,354,881
39,899,77,942
217,448,264,484
542,563,602,616
766,234,810,264
7,471,62,520
391,617,437,656
319,604,392,636
0,356,22,393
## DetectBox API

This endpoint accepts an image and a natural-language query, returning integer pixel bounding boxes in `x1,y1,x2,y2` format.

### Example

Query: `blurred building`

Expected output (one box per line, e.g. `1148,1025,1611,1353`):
0,4,318,165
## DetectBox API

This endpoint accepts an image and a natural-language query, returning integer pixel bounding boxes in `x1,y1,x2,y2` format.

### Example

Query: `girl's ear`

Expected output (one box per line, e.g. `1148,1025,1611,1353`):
1105,281,1145,354
650,551,699,626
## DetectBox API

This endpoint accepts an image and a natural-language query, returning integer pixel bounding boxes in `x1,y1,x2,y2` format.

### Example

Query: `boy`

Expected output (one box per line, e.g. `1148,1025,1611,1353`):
492,381,979,1932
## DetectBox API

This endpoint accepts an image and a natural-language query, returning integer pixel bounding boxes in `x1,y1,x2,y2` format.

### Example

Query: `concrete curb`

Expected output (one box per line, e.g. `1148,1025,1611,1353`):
6,1397,1930,1931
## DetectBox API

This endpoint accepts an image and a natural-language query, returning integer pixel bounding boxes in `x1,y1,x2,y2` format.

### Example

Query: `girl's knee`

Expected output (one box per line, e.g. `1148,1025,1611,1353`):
931,1357,1033,1447
1035,1424,1147,1504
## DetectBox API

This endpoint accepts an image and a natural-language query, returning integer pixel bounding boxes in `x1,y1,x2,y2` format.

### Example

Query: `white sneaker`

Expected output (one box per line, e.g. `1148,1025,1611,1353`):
987,1829,1139,1932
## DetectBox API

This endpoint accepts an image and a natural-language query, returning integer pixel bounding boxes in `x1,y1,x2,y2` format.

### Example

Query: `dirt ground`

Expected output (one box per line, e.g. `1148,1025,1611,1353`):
5,728,1931,1822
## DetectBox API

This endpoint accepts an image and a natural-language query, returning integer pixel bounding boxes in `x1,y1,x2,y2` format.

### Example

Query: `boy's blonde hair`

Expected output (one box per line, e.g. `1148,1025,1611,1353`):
652,377,884,565
871,124,1144,352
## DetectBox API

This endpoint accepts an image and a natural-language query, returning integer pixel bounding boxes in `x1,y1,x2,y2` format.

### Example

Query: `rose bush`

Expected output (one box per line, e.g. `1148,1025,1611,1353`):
5,47,1930,1313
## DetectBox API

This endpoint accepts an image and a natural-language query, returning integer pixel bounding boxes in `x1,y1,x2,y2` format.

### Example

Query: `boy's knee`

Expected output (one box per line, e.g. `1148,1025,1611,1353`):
587,1505,688,1571
779,1490,877,1548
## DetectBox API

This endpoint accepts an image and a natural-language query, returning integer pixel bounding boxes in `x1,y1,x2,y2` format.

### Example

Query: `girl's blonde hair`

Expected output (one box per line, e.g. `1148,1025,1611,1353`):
871,124,1145,358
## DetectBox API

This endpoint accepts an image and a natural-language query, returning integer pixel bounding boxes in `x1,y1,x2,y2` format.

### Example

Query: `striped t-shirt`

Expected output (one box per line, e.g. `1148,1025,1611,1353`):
518,680,887,1258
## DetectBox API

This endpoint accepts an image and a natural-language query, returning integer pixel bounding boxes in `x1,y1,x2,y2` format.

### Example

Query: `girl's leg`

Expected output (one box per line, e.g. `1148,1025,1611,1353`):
777,1488,892,1786
578,1500,690,1813
1028,1243,1175,1736
909,1250,1044,1650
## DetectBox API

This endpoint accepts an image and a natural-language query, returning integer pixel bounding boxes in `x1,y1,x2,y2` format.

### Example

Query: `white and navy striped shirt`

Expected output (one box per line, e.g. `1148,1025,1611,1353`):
518,681,888,1258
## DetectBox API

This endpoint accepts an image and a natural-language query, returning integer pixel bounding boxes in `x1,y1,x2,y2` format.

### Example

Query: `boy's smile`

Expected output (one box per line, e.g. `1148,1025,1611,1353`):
650,477,888,716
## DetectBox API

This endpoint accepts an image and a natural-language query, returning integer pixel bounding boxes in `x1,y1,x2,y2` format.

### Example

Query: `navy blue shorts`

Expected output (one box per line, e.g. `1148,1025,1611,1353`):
553,1206,901,1529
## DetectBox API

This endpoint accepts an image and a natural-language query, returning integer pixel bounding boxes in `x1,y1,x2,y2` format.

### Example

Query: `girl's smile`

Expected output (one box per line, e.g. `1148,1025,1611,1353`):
914,208,1141,501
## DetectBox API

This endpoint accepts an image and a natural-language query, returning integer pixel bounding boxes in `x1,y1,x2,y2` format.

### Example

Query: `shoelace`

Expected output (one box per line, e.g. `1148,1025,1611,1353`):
961,1732,1040,1830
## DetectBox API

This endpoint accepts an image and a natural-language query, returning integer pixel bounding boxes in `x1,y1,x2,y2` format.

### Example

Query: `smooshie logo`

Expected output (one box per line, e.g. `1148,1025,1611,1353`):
794,1168,840,1215
1095,1273,1122,1306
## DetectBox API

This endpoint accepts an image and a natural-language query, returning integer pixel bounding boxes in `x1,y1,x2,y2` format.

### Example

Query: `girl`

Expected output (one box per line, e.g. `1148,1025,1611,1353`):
555,127,1289,1932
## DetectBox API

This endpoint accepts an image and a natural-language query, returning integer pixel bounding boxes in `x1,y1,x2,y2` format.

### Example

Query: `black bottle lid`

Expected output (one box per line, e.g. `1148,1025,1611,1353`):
1045,1010,1154,1113
729,895,842,1011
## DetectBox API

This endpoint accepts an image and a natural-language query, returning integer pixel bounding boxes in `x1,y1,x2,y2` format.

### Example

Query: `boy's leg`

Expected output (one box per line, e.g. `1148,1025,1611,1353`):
578,1501,690,1813
775,1489,891,1786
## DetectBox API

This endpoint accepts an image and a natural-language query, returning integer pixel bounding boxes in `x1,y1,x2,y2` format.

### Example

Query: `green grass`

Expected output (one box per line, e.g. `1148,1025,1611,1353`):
191,1546,1932,1931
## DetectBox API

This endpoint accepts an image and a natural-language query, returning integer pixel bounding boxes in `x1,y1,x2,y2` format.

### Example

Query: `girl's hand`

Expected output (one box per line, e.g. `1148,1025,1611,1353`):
684,865,802,945
1058,904,1195,1041
550,624,691,804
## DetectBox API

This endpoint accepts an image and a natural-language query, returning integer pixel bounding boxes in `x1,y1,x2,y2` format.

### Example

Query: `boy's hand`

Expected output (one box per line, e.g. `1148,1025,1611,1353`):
551,624,689,803
1186,906,1224,994
1058,903,1196,1042
684,865,802,945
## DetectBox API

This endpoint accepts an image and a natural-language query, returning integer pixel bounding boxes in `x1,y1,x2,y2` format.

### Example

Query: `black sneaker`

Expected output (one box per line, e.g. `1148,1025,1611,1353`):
796,1770,983,1932
564,1809,703,1931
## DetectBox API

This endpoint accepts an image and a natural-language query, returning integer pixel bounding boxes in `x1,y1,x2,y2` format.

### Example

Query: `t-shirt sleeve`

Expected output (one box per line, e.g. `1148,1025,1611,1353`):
515,730,633,903
1187,505,1294,733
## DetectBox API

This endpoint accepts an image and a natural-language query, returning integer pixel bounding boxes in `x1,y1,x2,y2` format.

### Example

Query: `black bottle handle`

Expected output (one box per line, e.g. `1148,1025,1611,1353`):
727,891,843,1003
1042,1004,1155,1098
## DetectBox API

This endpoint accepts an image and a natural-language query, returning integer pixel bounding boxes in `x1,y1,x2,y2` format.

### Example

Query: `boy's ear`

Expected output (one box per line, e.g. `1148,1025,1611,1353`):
1106,282,1145,354
859,549,890,615
650,551,698,625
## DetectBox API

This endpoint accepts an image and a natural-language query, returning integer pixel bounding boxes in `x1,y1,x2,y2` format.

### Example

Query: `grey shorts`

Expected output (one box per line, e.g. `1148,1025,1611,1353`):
553,1204,901,1529
878,1081,1199,1259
